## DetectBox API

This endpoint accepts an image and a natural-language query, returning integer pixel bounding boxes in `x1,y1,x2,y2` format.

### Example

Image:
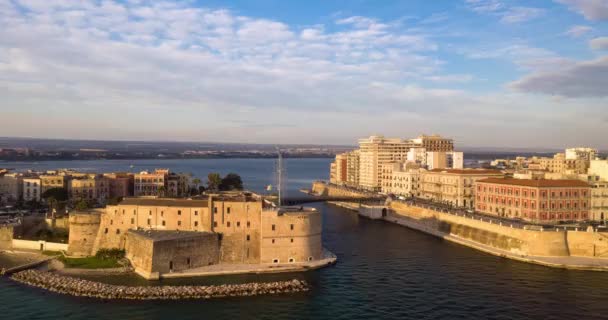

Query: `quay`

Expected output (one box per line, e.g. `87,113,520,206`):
311,182,608,272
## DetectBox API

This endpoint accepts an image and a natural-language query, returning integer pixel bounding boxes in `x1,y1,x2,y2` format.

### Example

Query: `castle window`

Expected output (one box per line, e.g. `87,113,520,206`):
227,207,231,214
247,235,250,241
214,221,218,227
178,210,181,215
273,259,279,264
290,224,294,230
289,258,294,263
147,219,151,225
149,210,152,216
194,211,198,216
131,218,134,224
104,228,108,234
116,229,120,234
110,220,113,225
308,257,313,262
247,221,250,228
237,221,240,227
290,238,294,243
194,221,199,227
161,211,164,217
272,224,275,231
227,221,230,227
162,221,166,226
178,221,182,226
272,239,275,244
214,207,217,214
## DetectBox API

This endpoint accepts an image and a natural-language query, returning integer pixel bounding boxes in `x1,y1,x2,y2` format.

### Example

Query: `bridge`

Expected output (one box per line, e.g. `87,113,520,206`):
277,195,387,206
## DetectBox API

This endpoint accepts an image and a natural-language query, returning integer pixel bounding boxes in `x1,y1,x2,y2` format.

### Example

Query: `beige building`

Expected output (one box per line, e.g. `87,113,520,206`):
590,181,608,222
533,153,588,174
69,174,110,204
167,173,190,197
389,168,424,197
565,147,597,161
68,192,324,279
134,170,167,197
346,150,360,187
333,153,348,185
589,159,608,181
40,174,69,194
23,177,41,202
419,169,504,208
358,136,413,191
103,173,134,198
0,173,22,203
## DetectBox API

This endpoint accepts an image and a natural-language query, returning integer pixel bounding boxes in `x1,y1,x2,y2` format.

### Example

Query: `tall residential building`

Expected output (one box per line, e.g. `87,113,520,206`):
536,153,587,174
346,150,360,187
386,166,423,197
590,181,608,222
23,177,41,202
419,169,504,208
411,134,454,152
358,136,415,191
589,159,608,181
167,173,191,197
426,152,447,170
475,178,591,223
333,153,348,185
448,152,464,169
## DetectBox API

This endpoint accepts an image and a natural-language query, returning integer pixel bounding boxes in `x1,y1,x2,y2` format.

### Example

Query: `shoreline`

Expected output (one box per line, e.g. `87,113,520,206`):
326,202,608,272
9,269,310,300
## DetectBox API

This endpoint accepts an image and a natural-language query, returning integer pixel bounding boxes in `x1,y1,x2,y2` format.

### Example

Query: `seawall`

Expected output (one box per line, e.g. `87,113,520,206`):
316,182,608,271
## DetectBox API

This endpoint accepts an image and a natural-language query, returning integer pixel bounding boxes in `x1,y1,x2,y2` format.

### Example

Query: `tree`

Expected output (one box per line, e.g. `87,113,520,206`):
220,173,243,191
75,199,89,211
207,173,222,192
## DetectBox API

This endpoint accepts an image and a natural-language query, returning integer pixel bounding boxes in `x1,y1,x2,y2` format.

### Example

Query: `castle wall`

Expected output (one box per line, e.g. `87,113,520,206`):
0,225,14,250
67,212,101,257
211,200,262,264
260,209,323,264
312,181,372,198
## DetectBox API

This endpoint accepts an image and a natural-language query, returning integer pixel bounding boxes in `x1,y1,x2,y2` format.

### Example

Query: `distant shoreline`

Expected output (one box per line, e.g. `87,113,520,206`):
0,155,336,162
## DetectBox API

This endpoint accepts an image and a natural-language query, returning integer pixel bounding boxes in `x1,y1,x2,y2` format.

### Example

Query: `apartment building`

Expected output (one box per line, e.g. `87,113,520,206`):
419,169,504,208
475,178,591,223
358,136,415,191
23,177,41,202
69,174,110,204
0,173,22,203
134,170,167,197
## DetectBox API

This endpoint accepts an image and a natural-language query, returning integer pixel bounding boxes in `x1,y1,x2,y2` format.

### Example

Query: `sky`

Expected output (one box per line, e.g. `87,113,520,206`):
1,0,607,149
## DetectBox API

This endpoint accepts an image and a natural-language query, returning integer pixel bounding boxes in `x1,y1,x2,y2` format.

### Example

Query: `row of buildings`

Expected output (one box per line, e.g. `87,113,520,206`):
329,135,608,224
0,168,193,205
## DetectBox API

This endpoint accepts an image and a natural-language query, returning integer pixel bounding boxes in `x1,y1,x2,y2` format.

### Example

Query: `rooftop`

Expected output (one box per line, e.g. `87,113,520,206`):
477,178,590,188
429,169,503,175
128,229,215,242
119,197,209,207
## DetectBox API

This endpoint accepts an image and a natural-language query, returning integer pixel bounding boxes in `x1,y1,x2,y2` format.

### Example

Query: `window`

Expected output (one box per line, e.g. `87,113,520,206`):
149,210,152,216
131,218,134,224
194,211,198,216
272,224,276,231
214,221,218,227
272,239,275,244
290,224,294,230
214,207,217,213
289,258,294,263
116,229,120,234
247,221,250,228
227,207,231,214
273,259,279,263
237,221,240,227
291,238,294,243
308,257,313,262
246,235,250,241
178,221,182,226
161,211,164,217
104,228,108,234
110,219,113,225
178,210,181,215
227,221,231,227
194,221,198,227
162,221,166,226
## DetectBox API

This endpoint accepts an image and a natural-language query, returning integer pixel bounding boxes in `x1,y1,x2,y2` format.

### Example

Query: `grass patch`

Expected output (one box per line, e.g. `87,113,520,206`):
41,250,62,256
58,256,122,269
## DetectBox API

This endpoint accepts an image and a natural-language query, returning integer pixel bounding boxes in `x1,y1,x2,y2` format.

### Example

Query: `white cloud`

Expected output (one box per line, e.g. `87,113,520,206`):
465,1,544,23
565,25,593,37
555,0,608,21
590,37,608,50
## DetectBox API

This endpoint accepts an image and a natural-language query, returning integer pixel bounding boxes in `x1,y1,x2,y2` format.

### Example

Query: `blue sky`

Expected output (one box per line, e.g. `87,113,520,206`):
1,0,607,148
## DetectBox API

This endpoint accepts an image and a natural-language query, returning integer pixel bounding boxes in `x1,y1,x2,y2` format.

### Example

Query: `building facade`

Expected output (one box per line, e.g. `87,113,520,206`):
0,173,22,203
475,178,591,223
23,177,41,202
419,169,504,208
134,170,167,197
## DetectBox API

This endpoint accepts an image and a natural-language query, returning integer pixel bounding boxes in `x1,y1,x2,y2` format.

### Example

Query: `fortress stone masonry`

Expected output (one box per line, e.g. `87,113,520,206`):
68,192,332,279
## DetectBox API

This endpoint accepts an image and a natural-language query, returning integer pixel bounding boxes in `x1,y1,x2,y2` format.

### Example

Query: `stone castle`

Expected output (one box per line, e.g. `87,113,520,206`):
68,192,325,279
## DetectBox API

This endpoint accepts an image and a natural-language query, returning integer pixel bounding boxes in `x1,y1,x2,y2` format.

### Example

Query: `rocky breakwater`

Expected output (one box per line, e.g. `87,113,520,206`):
10,270,309,300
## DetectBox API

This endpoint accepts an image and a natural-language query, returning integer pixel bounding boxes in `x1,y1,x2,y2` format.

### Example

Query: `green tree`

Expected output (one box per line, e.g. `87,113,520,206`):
75,199,89,211
220,173,244,191
207,173,222,192
157,186,166,197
